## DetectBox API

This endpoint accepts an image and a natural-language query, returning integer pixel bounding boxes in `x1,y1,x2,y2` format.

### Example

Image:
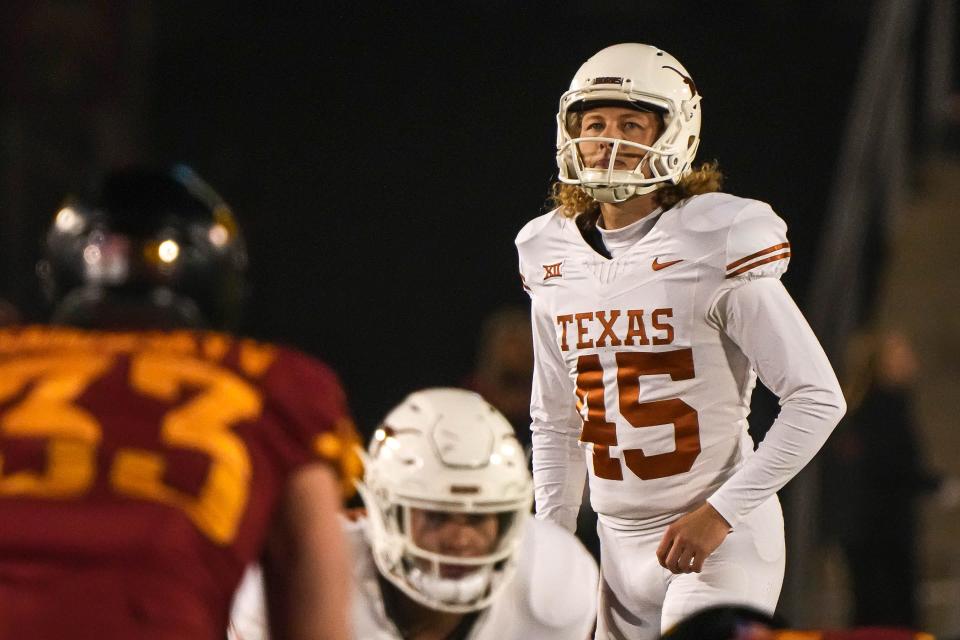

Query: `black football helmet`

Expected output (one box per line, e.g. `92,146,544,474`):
661,605,786,639
38,165,248,330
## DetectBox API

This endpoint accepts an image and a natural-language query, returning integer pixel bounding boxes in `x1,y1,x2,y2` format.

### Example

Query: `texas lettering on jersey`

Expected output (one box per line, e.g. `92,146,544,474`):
555,308,675,350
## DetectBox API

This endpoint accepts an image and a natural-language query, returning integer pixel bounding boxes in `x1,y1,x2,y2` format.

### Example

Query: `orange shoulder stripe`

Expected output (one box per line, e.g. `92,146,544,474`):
725,252,791,278
726,241,791,271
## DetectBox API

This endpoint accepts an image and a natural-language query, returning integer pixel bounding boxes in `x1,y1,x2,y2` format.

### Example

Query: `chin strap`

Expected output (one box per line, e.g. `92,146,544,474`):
587,182,661,203
406,565,493,607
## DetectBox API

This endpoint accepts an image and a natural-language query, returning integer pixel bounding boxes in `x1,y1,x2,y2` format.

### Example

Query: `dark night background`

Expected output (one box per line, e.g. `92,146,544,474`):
1,1,868,431
8,2,960,634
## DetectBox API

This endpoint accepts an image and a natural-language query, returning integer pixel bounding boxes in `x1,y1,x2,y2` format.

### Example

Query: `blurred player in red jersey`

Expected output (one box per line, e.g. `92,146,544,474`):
0,166,360,640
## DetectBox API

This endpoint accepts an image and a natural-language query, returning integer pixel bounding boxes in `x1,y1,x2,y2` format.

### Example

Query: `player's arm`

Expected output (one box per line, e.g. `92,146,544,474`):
529,294,587,533
658,202,844,574
262,463,351,640
705,276,846,525
658,278,845,574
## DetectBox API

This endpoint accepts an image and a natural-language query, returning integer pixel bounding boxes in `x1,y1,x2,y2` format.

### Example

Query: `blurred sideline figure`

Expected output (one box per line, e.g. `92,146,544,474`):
230,388,599,639
467,307,535,454
516,43,846,638
822,329,959,629
0,166,359,639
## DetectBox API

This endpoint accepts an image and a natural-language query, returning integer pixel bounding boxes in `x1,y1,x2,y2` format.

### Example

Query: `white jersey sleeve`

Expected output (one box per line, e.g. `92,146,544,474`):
518,213,588,533
704,208,846,526
529,298,587,533
512,518,599,637
228,565,269,640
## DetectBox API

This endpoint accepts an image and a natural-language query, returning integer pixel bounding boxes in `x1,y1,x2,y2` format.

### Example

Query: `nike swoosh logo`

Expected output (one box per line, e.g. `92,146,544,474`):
652,257,684,271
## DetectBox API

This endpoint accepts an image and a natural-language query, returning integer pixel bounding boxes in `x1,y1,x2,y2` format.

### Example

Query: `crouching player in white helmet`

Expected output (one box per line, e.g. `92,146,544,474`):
229,387,599,639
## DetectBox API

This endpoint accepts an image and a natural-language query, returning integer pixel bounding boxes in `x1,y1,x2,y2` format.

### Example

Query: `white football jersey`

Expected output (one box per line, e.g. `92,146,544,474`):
228,515,599,640
517,192,809,529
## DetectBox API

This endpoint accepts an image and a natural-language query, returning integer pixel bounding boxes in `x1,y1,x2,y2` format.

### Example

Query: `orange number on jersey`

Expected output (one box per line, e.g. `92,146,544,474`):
577,348,701,481
113,352,262,545
616,349,700,480
575,354,622,481
0,355,113,497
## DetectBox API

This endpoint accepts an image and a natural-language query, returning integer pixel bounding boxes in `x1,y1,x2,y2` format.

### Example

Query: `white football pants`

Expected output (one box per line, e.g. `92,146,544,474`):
594,495,785,640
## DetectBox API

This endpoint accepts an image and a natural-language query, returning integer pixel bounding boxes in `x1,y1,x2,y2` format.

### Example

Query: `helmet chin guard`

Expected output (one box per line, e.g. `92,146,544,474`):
590,185,651,203
556,43,702,203
356,388,532,614
407,566,494,608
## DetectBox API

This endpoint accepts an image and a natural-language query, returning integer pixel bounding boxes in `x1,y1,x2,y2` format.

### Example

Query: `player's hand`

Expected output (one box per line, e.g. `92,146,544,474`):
656,502,731,574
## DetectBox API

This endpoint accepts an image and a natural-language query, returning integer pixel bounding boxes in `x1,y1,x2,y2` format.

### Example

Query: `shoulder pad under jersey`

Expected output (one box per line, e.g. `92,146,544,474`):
519,517,599,629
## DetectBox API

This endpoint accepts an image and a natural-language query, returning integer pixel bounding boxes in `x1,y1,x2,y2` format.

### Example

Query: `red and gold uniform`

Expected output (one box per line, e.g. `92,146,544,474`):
776,631,934,640
0,325,361,640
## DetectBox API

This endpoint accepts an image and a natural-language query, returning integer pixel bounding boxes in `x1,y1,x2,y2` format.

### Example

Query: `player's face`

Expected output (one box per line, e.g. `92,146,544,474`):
577,106,660,172
410,509,499,577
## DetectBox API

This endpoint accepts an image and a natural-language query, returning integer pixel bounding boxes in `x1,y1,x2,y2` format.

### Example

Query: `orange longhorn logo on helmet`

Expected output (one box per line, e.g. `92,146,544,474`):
662,65,697,96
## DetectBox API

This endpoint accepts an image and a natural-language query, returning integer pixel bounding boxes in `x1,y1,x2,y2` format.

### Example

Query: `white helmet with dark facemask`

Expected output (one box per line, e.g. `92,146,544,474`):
356,388,532,613
556,43,702,203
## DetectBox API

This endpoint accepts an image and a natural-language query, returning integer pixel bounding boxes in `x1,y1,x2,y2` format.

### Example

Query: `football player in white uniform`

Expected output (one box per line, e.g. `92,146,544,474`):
516,43,847,639
229,388,599,640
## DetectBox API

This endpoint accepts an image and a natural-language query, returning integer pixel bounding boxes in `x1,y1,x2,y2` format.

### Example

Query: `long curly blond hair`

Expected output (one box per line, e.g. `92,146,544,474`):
548,161,725,218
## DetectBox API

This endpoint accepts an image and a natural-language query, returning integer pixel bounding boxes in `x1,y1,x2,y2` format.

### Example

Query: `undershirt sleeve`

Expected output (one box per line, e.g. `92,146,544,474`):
528,297,587,533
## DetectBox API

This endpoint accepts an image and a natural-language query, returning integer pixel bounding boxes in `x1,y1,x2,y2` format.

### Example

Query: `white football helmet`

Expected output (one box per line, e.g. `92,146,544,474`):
356,388,533,613
556,43,702,203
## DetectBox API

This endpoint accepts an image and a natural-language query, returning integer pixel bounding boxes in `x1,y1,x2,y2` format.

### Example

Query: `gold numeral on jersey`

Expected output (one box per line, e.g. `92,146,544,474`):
0,352,263,545
575,349,701,481
0,355,112,497
113,353,262,544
